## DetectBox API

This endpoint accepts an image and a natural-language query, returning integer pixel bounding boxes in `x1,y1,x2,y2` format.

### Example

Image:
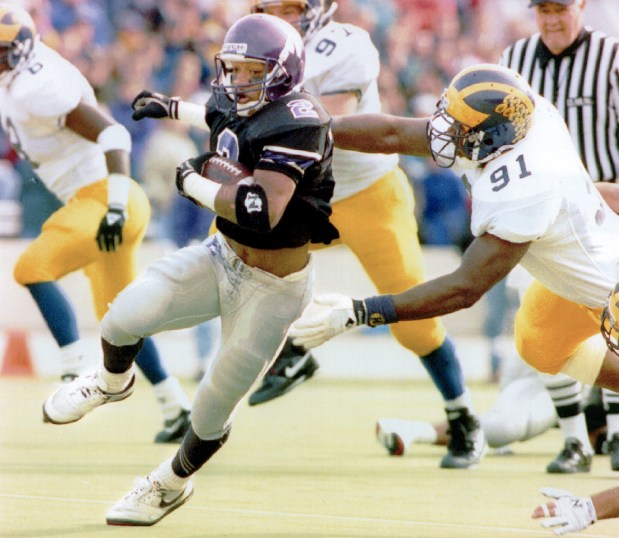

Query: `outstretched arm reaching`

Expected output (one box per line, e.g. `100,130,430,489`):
290,234,530,349
331,114,432,156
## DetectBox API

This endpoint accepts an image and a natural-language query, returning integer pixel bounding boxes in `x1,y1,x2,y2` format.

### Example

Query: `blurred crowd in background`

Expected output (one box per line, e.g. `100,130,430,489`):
0,0,614,247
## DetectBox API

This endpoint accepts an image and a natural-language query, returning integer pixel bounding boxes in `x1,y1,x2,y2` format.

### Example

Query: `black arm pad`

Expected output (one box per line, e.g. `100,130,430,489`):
235,183,271,233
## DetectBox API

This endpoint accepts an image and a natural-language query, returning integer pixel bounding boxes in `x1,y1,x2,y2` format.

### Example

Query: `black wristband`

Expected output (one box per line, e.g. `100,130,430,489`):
235,184,270,233
362,295,398,327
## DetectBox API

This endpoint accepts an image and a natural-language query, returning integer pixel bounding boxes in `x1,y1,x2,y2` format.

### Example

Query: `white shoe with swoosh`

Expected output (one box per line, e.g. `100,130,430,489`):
107,474,193,526
43,371,135,425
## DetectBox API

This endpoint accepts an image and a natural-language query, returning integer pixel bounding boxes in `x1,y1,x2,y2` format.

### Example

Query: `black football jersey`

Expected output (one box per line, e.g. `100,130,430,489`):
206,91,339,249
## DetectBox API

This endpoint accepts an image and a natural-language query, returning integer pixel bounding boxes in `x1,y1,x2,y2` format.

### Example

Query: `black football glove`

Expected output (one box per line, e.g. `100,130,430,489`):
175,152,218,200
96,207,126,252
131,90,180,121
175,158,205,207
175,159,196,199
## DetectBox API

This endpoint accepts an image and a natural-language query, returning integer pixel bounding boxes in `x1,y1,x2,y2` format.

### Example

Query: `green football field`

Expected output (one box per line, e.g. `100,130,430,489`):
2,377,619,538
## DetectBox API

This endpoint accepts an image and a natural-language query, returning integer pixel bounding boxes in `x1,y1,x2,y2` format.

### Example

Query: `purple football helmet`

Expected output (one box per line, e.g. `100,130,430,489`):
212,13,305,117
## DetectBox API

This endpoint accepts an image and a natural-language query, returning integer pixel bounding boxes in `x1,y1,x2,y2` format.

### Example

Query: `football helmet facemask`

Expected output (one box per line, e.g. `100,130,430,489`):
601,283,619,354
0,3,38,83
212,13,305,117
250,0,337,41
427,64,535,168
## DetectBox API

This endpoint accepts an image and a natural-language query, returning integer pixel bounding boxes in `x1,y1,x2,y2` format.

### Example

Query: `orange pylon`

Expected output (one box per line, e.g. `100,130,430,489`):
1,329,34,376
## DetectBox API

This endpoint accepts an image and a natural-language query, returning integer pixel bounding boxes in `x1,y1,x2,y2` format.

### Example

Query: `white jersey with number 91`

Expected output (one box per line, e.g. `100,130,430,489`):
460,97,619,308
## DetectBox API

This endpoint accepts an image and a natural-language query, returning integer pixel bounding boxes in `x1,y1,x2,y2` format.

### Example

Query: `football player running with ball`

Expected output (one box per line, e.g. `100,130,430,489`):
248,0,486,471
42,14,338,526
0,3,191,443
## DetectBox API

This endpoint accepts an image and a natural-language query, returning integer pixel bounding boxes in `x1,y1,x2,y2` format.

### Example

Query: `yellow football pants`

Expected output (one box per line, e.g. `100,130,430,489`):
14,178,151,321
514,279,603,374
325,167,446,356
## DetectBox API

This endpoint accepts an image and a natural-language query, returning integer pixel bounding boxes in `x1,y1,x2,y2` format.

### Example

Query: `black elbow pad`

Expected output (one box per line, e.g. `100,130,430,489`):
235,183,271,233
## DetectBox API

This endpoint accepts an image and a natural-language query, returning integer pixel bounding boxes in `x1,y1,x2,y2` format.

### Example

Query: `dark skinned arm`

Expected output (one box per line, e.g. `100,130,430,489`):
65,102,130,176
590,488,619,520
331,114,432,157
392,234,530,320
65,102,133,252
289,233,531,350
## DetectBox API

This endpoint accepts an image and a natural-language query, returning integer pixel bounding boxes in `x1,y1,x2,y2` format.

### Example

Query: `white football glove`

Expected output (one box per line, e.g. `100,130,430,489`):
536,487,597,535
289,293,361,349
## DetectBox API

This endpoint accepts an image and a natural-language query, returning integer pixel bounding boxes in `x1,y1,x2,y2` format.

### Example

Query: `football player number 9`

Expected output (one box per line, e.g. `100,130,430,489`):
314,38,336,57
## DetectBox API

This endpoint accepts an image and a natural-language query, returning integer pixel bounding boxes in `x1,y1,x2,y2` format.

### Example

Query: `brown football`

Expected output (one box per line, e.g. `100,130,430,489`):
200,156,253,185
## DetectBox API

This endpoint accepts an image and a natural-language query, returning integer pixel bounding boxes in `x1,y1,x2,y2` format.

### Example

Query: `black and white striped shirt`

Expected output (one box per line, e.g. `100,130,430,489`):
500,28,619,182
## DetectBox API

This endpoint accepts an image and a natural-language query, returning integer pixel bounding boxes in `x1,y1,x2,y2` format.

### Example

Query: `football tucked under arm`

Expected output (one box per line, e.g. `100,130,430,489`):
199,155,254,185
176,153,253,209
176,154,270,232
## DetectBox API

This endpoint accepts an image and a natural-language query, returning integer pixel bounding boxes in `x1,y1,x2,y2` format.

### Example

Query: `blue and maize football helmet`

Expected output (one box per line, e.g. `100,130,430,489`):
0,3,38,84
428,63,535,168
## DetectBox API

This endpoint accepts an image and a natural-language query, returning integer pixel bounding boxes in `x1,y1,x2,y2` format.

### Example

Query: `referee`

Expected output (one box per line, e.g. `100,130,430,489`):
500,0,619,475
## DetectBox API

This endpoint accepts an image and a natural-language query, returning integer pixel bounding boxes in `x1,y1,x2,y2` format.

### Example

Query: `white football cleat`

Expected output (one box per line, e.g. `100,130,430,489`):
106,474,194,526
43,371,135,424
376,418,433,456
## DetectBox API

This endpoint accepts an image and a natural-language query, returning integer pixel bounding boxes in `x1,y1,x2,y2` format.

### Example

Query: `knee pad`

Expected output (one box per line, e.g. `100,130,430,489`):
14,248,47,285
560,337,607,386
100,306,142,347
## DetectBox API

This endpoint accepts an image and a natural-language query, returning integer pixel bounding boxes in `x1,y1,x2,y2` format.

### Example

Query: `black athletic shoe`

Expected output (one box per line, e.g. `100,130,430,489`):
440,408,486,469
248,339,319,406
593,429,609,455
154,409,191,444
546,437,592,473
608,433,619,471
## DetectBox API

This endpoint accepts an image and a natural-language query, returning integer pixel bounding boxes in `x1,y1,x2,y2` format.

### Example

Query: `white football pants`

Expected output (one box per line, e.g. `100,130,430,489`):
101,232,314,439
